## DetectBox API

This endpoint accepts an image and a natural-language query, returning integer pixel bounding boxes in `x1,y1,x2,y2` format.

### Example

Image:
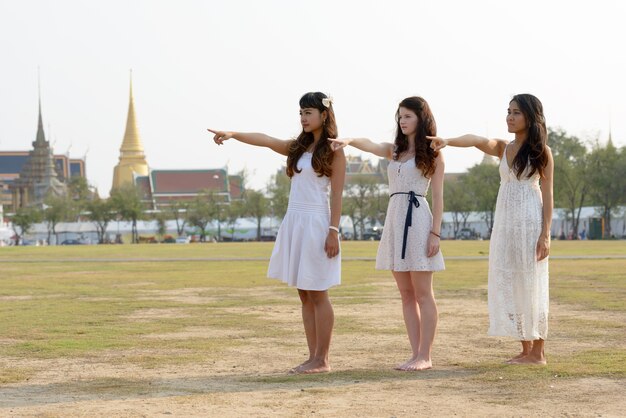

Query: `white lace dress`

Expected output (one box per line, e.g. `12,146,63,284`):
267,152,341,291
376,159,445,272
488,145,549,340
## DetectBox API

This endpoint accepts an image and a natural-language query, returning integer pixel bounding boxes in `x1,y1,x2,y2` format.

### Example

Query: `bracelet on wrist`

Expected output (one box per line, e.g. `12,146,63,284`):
430,231,441,238
328,226,339,233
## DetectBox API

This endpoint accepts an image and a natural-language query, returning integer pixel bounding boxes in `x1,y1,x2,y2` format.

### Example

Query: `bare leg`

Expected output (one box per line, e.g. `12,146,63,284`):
510,339,546,365
393,271,420,370
297,290,333,374
402,271,437,371
506,340,532,363
290,289,316,373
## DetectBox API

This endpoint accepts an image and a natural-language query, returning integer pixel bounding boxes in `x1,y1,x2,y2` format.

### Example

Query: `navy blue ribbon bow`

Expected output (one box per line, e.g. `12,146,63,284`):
390,191,423,259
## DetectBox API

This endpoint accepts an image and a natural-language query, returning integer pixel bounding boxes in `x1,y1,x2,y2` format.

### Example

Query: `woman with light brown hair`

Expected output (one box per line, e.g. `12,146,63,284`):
331,96,445,371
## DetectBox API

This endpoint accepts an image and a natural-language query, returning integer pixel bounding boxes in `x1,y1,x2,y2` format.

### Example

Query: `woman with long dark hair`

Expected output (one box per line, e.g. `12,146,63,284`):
429,94,554,364
331,96,445,371
209,92,346,374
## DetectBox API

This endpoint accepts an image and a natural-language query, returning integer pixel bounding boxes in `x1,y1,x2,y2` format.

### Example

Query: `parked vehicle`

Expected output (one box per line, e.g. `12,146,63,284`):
455,228,481,240
363,227,382,241
60,239,85,245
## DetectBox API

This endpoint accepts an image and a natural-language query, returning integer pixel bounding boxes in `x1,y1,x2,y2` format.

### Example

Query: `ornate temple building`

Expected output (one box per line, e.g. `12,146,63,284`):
111,74,242,209
0,92,85,213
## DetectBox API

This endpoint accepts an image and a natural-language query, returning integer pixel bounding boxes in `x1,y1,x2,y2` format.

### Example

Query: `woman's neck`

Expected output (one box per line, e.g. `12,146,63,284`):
405,135,416,153
514,131,527,144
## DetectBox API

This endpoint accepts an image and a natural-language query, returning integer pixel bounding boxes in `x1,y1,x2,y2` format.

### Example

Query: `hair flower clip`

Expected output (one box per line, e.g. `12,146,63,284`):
322,96,333,108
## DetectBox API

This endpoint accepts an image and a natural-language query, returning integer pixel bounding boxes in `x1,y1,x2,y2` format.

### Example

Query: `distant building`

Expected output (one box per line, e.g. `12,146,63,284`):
111,75,149,192
136,169,243,209
0,91,86,213
111,74,242,209
345,154,388,184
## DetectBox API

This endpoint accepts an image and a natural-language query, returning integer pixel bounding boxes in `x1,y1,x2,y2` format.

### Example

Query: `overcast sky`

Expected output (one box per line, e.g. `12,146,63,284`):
1,0,624,195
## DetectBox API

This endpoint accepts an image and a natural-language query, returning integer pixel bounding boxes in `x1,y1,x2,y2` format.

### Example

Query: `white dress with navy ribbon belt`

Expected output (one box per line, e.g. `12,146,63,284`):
375,159,445,272
267,152,341,291
488,144,549,340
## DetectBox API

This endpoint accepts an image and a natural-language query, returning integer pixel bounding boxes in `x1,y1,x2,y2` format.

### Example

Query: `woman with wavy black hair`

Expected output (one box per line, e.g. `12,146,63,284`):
209,92,346,374
429,94,554,365
331,96,445,371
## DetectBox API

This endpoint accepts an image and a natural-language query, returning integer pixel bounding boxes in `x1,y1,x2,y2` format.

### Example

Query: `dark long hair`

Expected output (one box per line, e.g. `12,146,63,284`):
393,96,438,178
510,94,549,179
286,92,337,178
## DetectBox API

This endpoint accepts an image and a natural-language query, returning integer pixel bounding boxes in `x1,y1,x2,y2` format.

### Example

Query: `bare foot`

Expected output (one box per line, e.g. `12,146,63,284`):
505,352,530,364
294,360,331,374
289,359,313,374
394,357,417,371
508,355,546,365
399,359,432,371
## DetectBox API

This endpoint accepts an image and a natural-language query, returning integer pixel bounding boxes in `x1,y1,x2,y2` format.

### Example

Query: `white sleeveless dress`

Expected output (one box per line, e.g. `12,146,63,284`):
267,152,341,291
488,144,549,340
376,159,445,272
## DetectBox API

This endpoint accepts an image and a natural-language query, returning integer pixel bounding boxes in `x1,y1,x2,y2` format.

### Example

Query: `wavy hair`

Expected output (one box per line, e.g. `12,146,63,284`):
510,94,549,179
393,96,438,178
286,92,337,178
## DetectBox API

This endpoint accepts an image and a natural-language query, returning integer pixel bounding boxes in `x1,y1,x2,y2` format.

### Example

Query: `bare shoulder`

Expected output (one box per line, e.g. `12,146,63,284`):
333,146,346,160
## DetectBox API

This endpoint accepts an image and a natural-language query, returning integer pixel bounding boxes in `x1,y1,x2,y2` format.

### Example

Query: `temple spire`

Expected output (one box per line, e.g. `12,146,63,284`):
120,69,144,153
111,70,149,191
35,68,46,145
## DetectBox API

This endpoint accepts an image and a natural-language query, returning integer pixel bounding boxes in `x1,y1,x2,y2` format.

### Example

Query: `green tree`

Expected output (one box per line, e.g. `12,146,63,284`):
110,184,145,244
343,175,379,240
153,211,168,242
85,195,115,244
187,191,217,242
10,207,42,245
43,194,74,244
444,178,473,238
225,200,245,241
67,176,92,212
168,201,189,236
243,189,269,240
549,128,590,239
463,162,500,236
267,169,290,219
587,140,625,238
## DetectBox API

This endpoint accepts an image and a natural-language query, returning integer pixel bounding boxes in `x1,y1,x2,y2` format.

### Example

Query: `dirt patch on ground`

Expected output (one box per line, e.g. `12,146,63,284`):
1,280,625,417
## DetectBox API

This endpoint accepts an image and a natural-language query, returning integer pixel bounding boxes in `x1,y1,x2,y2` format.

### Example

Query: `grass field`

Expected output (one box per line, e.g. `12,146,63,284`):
0,241,625,417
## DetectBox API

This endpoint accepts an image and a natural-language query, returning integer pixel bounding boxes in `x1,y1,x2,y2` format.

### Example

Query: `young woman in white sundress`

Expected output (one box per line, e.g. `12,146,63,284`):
208,92,346,374
429,94,554,365
331,96,445,371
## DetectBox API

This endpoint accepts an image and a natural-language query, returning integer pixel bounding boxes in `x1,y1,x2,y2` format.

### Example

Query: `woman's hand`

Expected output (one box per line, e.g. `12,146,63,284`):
426,233,440,257
324,230,340,258
207,128,234,145
536,234,550,261
427,136,448,151
328,138,351,152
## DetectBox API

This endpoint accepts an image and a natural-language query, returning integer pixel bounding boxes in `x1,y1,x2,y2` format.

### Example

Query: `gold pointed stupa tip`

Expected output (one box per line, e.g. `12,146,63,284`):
111,70,149,191
120,70,144,153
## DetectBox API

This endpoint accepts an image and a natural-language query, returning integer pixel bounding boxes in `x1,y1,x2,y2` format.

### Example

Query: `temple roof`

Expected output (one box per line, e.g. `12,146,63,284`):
150,169,229,195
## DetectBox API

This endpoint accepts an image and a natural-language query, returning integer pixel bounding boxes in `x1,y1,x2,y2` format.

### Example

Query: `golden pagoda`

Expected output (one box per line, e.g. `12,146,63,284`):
111,72,149,191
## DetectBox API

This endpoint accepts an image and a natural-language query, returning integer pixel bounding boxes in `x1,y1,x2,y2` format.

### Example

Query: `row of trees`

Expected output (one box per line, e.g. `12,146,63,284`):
8,129,625,244
444,129,626,238
338,130,625,240
9,181,274,245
